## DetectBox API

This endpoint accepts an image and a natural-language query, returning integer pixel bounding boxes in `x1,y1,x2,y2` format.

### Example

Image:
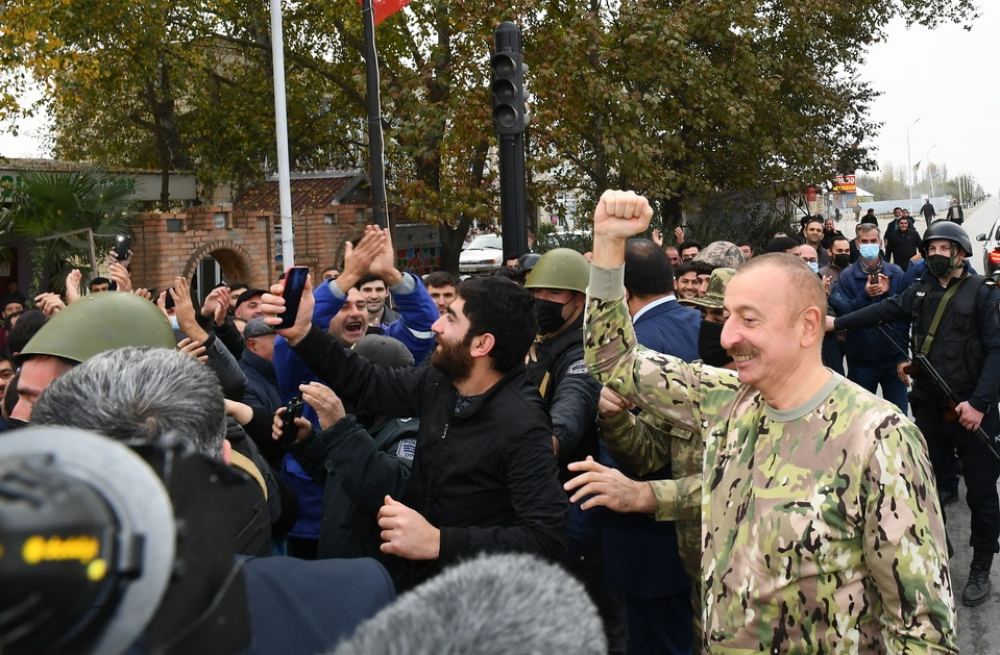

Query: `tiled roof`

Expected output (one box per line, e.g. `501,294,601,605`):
0,156,188,175
233,171,368,214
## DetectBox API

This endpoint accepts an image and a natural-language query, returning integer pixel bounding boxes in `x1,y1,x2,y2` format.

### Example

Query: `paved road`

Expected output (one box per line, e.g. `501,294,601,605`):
926,198,999,652
839,201,1000,649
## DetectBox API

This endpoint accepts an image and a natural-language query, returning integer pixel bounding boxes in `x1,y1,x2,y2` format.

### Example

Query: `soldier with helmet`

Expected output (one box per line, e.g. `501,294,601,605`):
523,248,624,651
11,292,177,424
832,220,1000,607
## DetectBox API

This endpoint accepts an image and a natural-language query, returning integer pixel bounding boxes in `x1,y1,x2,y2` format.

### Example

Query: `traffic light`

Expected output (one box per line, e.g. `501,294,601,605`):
491,22,526,135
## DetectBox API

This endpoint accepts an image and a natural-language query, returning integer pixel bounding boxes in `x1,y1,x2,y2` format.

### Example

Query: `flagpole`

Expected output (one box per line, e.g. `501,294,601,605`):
269,0,295,268
361,0,389,229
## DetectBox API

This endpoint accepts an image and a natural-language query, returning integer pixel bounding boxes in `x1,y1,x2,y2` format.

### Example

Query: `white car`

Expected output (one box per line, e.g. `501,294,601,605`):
459,234,504,273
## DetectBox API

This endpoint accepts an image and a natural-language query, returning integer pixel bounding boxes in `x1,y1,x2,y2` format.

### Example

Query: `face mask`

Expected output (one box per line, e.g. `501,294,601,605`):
832,254,851,269
698,320,732,368
807,261,819,274
858,243,880,261
926,254,954,279
169,315,180,330
534,298,567,335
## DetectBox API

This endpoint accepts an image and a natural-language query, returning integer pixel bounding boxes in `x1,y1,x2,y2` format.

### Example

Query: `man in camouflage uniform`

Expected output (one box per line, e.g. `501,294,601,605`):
573,189,956,653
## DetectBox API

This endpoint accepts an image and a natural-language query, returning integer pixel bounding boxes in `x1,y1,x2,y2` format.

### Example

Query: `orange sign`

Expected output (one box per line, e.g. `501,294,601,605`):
833,174,856,193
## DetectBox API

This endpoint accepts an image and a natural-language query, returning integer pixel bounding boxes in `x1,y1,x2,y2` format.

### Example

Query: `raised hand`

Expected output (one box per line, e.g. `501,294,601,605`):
593,190,654,241
177,337,209,364
259,274,315,346
299,381,346,430
65,269,82,304
338,226,385,292
34,292,66,317
108,262,132,292
169,277,209,342
368,226,403,286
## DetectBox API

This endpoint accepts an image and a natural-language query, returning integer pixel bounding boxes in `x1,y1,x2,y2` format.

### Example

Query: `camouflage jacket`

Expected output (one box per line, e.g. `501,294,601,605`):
585,263,956,654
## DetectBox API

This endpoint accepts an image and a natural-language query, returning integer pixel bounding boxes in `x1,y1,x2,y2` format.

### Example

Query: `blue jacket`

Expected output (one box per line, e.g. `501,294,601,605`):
829,259,908,367
272,273,438,540
600,297,698,600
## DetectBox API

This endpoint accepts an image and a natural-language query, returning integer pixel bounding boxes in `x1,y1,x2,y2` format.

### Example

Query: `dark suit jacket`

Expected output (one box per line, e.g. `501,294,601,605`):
600,297,699,599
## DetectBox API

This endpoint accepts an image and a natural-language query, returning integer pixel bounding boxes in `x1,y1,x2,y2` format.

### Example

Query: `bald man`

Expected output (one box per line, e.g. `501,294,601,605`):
572,190,956,653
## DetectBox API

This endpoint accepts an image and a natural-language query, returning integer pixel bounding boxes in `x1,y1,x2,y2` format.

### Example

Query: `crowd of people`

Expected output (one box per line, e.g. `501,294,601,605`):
0,189,996,655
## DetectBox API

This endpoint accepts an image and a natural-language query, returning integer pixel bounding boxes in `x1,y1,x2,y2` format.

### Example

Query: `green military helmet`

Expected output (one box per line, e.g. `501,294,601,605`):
19,292,176,364
524,248,590,293
680,268,736,311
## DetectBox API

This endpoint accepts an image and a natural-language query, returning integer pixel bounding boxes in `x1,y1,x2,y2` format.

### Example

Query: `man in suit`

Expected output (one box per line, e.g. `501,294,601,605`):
569,237,699,654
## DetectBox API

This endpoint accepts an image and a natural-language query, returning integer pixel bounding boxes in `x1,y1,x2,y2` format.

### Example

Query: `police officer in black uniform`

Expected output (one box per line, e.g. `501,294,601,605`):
831,221,1000,607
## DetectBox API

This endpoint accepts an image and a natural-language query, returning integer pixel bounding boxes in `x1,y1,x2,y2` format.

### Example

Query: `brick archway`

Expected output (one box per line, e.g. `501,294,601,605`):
182,240,255,286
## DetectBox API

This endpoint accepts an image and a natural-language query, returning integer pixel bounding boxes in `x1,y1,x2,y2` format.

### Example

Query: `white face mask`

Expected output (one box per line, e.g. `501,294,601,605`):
169,315,180,330
807,261,819,274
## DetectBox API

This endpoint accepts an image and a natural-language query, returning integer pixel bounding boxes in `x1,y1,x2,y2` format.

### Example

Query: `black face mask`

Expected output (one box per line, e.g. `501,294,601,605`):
832,254,851,269
534,298,567,335
698,320,732,368
926,254,953,279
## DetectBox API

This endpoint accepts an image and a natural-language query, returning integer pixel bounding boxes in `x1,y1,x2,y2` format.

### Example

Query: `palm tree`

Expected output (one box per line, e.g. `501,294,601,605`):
0,169,135,293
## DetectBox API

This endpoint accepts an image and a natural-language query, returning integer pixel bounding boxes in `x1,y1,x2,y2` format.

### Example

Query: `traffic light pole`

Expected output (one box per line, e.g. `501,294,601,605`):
362,0,389,229
492,22,528,263
498,133,528,262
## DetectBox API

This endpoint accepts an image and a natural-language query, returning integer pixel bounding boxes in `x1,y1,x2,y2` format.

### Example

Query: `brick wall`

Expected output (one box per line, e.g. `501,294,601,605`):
129,205,368,294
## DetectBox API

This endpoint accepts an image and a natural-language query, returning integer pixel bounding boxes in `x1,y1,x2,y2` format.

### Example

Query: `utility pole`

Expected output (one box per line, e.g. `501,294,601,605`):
927,144,938,198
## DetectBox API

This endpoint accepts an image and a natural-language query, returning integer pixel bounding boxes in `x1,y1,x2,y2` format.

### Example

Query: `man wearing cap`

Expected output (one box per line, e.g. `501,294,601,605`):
278,334,421,560
240,318,281,416
234,288,267,323
831,220,1000,607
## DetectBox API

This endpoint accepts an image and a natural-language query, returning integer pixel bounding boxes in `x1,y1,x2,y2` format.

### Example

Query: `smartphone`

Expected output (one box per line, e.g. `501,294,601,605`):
113,234,131,262
280,396,305,446
279,266,309,329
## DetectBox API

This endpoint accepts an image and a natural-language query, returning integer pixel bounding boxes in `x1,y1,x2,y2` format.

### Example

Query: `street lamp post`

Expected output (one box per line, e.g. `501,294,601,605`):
926,144,938,198
906,117,921,213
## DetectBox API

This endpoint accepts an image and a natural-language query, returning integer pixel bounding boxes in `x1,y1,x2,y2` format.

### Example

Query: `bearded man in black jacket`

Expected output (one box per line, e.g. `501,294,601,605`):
261,231,568,591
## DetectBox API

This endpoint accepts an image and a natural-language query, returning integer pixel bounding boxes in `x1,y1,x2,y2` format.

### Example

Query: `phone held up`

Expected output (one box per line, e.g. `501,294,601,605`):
113,234,131,262
279,266,309,330
280,396,305,446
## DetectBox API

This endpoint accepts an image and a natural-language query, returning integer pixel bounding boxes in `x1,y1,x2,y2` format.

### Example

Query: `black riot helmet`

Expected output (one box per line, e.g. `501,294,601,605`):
922,220,973,257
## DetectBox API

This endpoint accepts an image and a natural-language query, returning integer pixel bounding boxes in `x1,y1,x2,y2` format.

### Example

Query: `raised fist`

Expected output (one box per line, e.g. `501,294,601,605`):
592,190,654,240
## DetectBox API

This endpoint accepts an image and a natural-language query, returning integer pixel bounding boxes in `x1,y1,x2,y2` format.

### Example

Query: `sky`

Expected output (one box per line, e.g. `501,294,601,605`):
1,4,998,193
862,4,999,194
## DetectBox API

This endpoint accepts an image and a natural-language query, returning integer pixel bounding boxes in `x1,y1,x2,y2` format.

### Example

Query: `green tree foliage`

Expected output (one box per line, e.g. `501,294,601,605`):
0,0,979,271
0,170,134,291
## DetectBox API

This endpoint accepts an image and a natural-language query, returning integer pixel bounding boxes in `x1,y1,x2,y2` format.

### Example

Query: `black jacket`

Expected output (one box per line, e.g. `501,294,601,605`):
884,228,922,270
240,350,282,415
524,315,600,481
834,273,1000,412
292,415,419,559
291,326,568,591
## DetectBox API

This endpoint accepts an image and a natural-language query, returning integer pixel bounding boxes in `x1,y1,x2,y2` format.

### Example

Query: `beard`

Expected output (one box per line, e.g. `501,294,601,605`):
431,335,474,383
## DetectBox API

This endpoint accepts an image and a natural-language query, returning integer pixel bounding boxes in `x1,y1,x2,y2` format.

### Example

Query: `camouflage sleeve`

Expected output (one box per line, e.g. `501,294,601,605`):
863,421,957,653
598,410,671,476
649,475,701,522
585,263,737,433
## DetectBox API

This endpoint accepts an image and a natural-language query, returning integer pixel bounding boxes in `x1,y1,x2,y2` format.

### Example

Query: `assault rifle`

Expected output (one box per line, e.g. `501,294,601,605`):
878,325,1000,461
